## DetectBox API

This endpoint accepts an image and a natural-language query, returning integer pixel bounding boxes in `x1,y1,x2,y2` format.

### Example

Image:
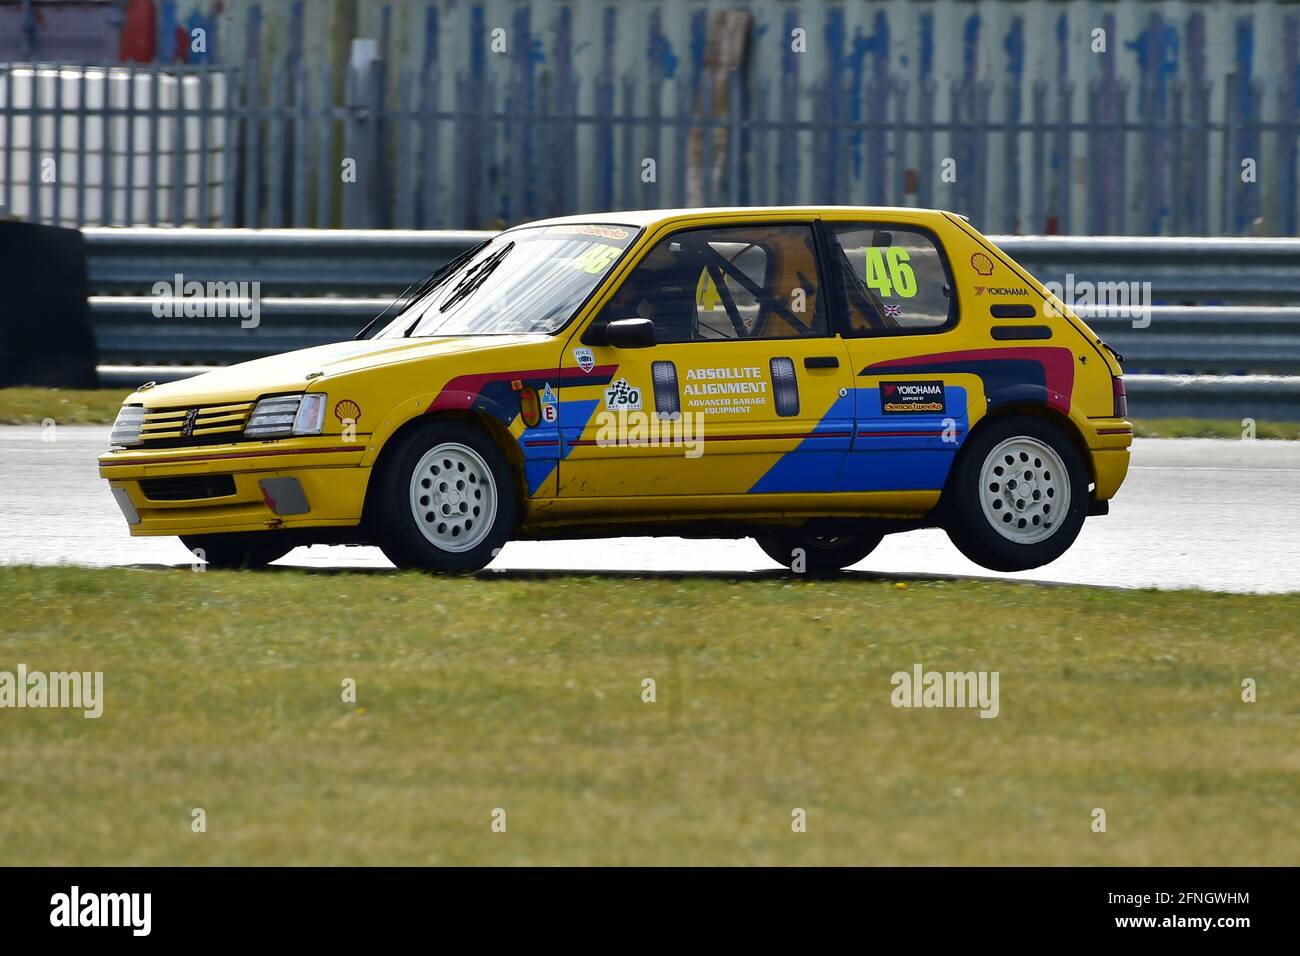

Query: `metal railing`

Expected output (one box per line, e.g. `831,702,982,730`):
88,296,1300,376
83,227,487,296
1122,374,1300,420
84,228,1300,306
80,229,1300,423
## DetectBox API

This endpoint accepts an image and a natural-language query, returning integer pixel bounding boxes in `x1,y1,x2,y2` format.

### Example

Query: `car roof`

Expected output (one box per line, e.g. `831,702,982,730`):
516,206,955,230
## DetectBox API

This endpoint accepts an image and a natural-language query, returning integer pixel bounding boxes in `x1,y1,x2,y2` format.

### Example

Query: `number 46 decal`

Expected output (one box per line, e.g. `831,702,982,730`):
571,244,621,274
862,246,917,298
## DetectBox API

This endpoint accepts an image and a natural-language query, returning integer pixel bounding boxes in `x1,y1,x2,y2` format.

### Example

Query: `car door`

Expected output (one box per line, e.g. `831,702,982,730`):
821,218,972,493
556,221,853,499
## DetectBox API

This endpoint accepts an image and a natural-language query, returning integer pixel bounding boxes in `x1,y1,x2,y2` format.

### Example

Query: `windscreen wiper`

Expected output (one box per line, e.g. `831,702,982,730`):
397,242,515,337
433,242,515,318
353,238,491,340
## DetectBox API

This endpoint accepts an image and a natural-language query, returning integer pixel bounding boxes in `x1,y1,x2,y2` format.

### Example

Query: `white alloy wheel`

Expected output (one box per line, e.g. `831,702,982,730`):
978,436,1071,545
409,442,498,552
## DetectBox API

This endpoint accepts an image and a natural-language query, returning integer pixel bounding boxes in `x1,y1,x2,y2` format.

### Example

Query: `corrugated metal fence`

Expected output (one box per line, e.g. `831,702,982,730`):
2,0,1299,234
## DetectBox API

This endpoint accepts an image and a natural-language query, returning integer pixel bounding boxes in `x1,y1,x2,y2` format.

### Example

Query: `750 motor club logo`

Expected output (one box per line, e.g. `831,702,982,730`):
604,378,643,411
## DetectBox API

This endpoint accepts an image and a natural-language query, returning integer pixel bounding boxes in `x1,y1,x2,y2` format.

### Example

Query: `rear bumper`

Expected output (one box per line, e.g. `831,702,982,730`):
1084,418,1132,502
1091,448,1130,502
98,440,371,537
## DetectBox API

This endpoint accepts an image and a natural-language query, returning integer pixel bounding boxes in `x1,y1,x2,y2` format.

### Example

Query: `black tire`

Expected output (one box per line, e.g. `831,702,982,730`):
180,532,294,569
371,420,516,572
769,357,800,417
756,529,884,572
942,415,1088,572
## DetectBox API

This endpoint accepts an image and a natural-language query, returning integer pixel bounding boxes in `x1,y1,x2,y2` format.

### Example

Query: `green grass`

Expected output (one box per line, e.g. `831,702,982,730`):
3,388,1298,440
0,387,131,425
1,565,1296,865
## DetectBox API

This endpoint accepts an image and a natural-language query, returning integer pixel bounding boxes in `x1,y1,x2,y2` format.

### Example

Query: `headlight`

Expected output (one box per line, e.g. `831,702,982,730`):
109,405,145,447
244,393,328,439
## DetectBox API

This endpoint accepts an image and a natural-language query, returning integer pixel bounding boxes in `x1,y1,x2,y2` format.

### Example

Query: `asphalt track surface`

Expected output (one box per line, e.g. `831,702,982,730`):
2,426,1297,593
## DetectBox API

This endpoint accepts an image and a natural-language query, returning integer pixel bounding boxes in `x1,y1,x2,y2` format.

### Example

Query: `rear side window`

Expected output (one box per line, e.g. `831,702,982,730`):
826,225,956,335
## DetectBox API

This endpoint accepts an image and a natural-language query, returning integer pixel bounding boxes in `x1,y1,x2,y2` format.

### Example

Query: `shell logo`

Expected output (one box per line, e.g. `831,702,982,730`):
334,399,361,422
970,252,995,276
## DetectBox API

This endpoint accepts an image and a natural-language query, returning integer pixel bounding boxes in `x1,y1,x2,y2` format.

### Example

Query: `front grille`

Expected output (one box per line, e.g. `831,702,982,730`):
138,401,255,448
139,474,238,501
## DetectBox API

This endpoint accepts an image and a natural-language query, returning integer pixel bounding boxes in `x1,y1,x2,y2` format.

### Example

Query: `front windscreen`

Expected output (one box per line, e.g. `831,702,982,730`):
375,223,640,337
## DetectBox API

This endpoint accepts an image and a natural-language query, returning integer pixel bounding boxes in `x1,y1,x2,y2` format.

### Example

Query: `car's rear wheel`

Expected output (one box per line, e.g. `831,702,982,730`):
943,416,1088,571
372,420,515,572
180,532,294,569
756,530,884,572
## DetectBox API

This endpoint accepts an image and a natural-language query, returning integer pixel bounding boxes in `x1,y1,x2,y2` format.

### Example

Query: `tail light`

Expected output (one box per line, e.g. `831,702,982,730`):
1112,376,1128,418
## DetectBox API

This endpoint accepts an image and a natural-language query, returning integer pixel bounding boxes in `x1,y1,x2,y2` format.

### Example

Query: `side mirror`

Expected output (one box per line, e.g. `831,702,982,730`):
603,317,657,349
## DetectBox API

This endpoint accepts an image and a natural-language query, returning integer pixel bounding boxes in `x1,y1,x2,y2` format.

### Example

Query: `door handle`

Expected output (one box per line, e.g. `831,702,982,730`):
804,356,840,369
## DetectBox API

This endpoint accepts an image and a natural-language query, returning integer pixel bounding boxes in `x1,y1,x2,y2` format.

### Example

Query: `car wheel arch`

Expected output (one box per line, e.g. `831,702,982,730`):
945,402,1094,505
361,410,527,526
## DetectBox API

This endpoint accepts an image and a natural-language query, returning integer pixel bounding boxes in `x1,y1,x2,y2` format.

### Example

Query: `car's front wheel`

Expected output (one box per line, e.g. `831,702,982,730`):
756,530,884,572
371,420,515,572
180,532,294,569
943,416,1088,572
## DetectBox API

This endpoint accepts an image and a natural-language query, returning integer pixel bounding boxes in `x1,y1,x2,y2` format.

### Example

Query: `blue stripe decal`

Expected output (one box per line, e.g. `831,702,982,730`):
524,398,600,496
524,458,556,496
836,386,969,492
748,392,856,494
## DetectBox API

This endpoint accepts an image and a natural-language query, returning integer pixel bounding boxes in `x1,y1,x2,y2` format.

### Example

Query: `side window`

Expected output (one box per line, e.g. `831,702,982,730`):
828,225,955,335
599,224,828,343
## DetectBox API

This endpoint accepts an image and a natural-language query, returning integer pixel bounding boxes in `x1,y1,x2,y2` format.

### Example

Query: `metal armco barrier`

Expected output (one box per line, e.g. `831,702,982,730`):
91,296,381,365
1083,308,1300,375
91,297,1300,375
84,230,1300,306
84,228,492,297
81,229,1300,418
1124,375,1300,421
995,237,1300,305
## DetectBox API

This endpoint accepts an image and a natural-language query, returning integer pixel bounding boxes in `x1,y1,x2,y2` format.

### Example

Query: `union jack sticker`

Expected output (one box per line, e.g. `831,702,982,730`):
884,305,903,318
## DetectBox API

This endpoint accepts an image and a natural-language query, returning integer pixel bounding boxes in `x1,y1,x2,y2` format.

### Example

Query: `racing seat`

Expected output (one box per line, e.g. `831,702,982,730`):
750,235,821,338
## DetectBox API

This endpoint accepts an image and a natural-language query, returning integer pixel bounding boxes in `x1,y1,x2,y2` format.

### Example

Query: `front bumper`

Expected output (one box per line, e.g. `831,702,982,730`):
98,438,371,537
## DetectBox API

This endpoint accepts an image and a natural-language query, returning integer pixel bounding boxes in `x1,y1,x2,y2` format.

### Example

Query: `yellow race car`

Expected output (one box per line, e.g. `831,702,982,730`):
100,207,1131,572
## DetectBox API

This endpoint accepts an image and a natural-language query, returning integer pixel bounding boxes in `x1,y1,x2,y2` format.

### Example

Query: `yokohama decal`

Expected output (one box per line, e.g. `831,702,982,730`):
860,347,1075,414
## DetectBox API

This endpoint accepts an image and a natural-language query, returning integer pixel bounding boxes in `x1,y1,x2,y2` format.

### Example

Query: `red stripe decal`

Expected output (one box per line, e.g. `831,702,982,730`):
856,430,952,438
567,430,850,446
427,364,618,413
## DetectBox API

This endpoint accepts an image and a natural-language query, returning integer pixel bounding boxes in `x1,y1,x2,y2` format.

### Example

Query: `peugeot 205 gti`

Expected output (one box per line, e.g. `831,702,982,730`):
100,208,1131,572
